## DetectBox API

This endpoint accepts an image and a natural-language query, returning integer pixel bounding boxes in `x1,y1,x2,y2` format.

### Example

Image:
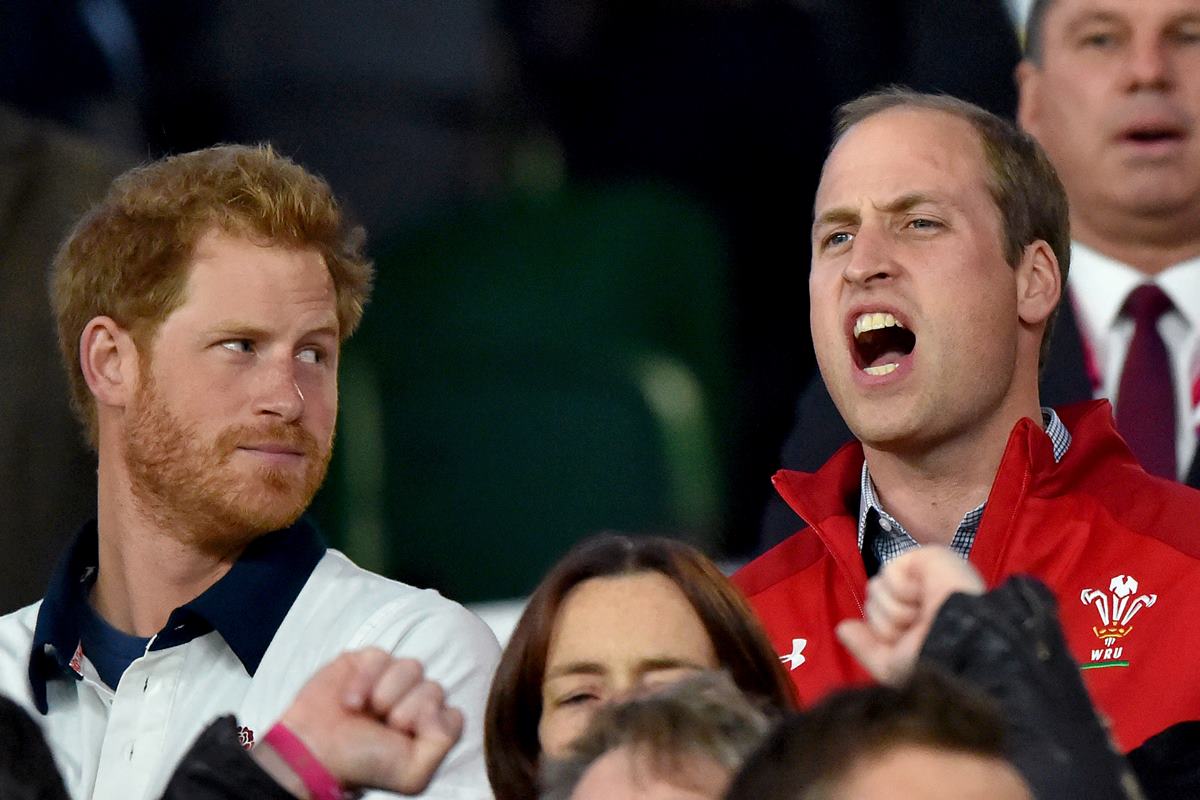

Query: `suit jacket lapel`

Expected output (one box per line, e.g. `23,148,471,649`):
1039,294,1094,407
1050,293,1200,488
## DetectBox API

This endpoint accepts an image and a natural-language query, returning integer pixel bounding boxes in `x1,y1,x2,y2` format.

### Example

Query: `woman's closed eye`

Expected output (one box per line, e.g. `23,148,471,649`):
555,690,601,707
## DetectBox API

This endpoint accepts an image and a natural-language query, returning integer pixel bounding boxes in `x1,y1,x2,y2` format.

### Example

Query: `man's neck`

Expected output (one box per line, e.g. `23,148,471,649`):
862,406,1043,547
1072,208,1200,276
92,463,242,638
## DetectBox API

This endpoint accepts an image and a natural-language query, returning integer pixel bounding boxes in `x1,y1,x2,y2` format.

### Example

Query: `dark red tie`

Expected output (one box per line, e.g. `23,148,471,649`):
1116,284,1177,479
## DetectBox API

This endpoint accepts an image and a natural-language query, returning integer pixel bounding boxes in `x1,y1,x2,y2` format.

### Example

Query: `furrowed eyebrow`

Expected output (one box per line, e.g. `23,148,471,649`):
813,208,860,233
876,192,941,215
813,192,943,233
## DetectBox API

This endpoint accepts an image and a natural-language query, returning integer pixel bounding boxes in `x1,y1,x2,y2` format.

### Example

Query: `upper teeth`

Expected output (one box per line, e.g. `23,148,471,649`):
854,312,904,338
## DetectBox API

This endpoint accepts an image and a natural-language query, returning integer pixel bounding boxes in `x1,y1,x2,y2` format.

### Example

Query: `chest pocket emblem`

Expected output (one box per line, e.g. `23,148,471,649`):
1079,574,1157,670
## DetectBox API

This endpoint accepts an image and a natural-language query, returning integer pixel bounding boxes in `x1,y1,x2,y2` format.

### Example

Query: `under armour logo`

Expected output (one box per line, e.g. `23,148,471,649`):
779,638,807,671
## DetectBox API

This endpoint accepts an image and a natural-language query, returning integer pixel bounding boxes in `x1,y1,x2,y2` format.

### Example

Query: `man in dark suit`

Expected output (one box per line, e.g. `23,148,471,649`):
762,0,1200,547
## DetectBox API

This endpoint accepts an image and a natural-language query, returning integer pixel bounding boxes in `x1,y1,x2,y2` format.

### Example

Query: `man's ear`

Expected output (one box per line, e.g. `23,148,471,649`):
1015,60,1041,137
1016,240,1061,328
80,316,142,410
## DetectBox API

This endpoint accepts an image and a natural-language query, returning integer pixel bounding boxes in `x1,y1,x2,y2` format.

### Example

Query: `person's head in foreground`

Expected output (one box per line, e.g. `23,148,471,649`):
540,671,773,800
725,668,1033,800
52,143,372,552
810,88,1068,463
485,534,795,800
1019,0,1200,273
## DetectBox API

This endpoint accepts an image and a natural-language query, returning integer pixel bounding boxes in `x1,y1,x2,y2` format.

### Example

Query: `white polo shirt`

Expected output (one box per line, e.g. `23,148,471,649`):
0,519,500,800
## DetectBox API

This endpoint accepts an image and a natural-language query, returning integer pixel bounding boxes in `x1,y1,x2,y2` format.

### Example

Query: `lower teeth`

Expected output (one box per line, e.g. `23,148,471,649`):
863,363,898,376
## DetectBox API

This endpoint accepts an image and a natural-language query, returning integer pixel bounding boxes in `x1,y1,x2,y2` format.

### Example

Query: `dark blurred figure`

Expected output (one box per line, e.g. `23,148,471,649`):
0,2,139,613
127,0,500,233
1128,722,1200,800
0,695,69,800
502,0,1022,553
0,2,136,151
0,105,130,612
2,0,501,239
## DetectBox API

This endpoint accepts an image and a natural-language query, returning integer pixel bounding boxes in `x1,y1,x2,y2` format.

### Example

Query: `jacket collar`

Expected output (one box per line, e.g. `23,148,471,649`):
28,517,326,713
773,438,871,596
772,400,1131,587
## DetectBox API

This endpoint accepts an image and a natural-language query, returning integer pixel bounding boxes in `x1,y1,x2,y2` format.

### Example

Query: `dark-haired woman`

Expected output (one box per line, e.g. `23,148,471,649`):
484,534,795,800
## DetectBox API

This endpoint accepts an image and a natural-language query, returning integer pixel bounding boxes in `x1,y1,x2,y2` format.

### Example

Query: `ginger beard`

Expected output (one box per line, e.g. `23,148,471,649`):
123,367,331,554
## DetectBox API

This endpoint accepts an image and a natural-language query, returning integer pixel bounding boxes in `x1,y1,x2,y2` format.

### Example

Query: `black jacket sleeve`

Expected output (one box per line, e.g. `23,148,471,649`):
919,577,1141,800
160,716,297,800
0,694,70,800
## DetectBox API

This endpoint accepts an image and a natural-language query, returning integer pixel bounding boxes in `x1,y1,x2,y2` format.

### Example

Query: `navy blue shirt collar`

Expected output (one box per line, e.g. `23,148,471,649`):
29,517,326,713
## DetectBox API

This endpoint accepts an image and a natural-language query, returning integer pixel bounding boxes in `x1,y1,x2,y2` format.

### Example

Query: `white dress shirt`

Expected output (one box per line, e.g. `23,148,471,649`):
1068,241,1200,477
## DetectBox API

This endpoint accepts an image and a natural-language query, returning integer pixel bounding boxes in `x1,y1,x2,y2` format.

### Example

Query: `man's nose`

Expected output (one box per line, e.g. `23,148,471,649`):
1124,37,1173,92
842,228,898,287
255,357,304,422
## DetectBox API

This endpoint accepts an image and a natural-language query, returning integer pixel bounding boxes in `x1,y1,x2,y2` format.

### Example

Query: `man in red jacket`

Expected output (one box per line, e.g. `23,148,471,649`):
733,88,1200,751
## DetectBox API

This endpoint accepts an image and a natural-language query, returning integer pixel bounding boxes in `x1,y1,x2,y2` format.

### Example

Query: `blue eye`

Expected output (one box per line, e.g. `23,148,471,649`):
825,231,853,249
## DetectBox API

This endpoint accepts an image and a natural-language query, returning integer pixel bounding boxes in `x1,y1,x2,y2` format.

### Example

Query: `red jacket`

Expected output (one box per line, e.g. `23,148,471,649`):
734,400,1200,751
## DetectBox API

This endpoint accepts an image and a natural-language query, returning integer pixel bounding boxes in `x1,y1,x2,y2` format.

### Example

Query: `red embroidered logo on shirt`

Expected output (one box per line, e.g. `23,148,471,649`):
237,726,255,750
68,643,84,677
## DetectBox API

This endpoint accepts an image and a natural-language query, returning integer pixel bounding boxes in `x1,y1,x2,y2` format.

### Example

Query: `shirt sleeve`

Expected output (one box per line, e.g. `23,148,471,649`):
349,593,501,800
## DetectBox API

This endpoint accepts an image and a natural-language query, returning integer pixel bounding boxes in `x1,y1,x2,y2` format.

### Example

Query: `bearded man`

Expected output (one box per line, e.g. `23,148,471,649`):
0,145,499,800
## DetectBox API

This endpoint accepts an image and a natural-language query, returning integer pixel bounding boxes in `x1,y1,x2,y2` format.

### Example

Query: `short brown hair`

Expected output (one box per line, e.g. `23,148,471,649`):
540,672,773,800
484,534,797,800
725,668,1015,800
834,88,1070,367
51,143,374,447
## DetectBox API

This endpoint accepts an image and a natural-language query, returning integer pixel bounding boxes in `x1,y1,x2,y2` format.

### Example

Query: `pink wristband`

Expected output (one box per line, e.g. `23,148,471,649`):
263,722,345,800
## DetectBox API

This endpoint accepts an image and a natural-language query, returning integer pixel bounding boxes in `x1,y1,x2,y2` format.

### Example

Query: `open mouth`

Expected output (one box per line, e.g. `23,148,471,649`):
1126,130,1182,144
851,312,916,376
1120,121,1187,148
